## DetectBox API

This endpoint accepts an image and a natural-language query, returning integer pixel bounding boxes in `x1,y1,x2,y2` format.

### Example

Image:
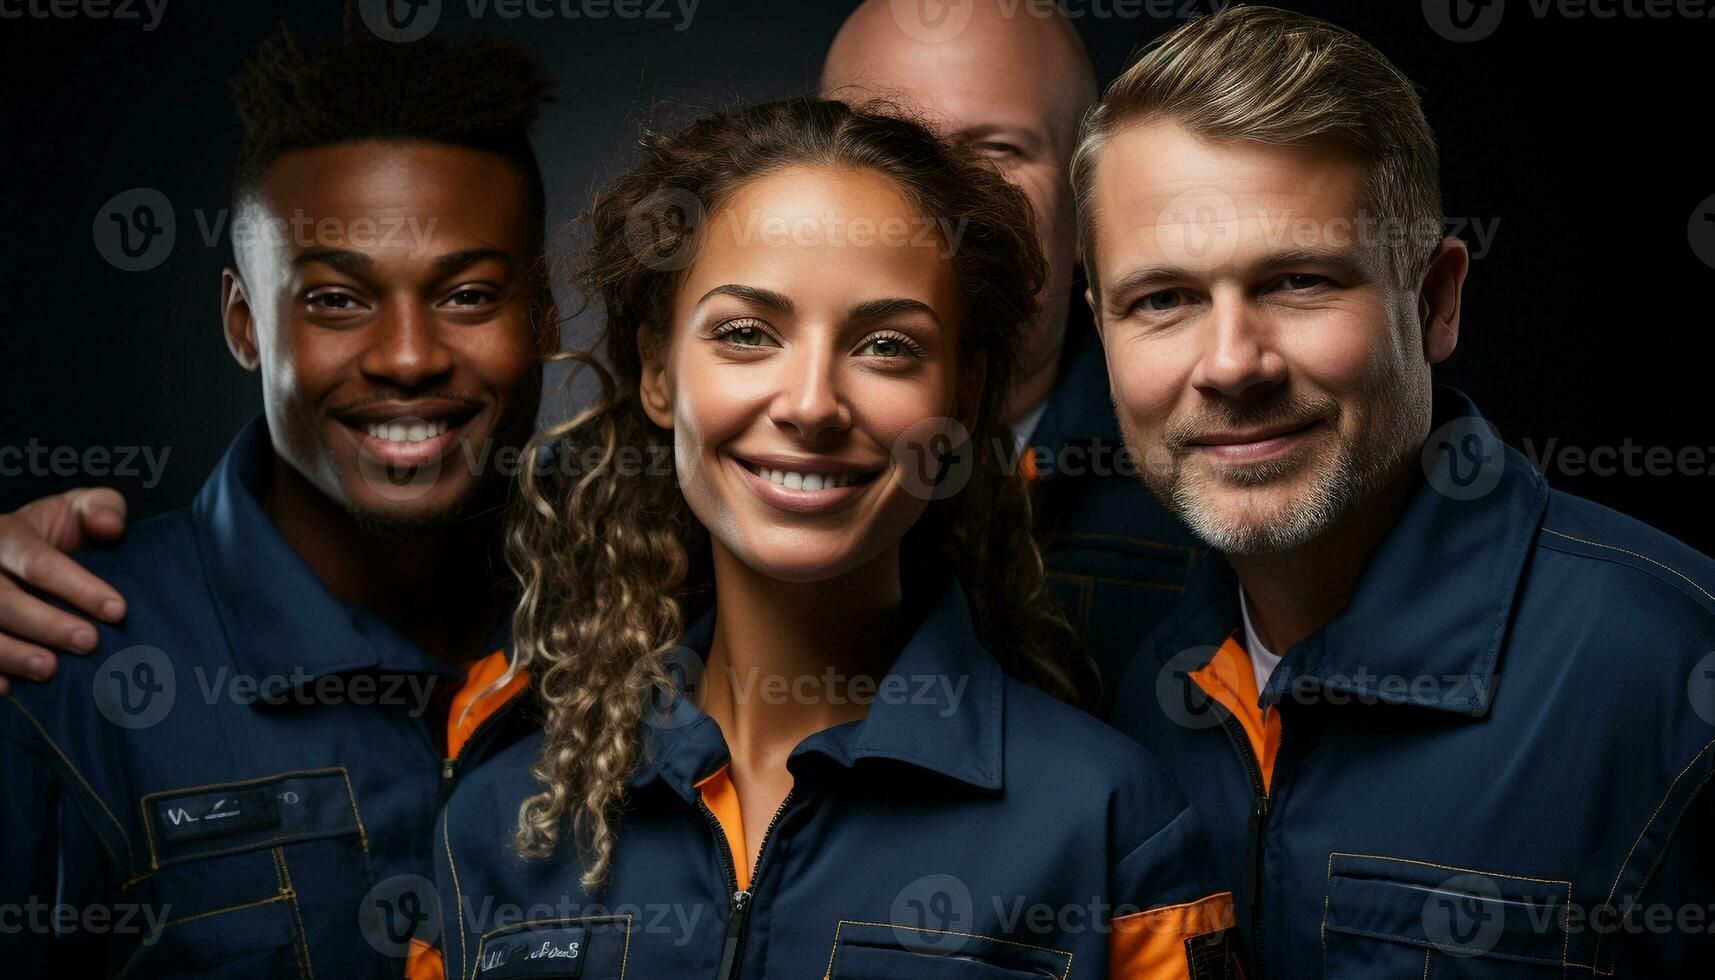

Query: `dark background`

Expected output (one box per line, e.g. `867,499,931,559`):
3,0,1711,551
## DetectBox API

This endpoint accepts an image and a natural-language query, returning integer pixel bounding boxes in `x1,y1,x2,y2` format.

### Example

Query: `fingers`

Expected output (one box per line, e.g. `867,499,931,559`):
68,487,129,544
0,572,99,655
0,512,126,624
0,632,58,685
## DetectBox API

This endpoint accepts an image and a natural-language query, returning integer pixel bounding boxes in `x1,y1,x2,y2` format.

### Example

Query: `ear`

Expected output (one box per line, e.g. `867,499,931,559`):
1084,286,1102,336
637,323,675,430
1417,236,1468,366
221,268,260,371
956,349,988,436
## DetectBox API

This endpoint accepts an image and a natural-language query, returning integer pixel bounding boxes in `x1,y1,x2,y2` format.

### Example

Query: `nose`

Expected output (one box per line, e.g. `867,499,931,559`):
1189,286,1288,400
769,338,851,439
357,297,455,390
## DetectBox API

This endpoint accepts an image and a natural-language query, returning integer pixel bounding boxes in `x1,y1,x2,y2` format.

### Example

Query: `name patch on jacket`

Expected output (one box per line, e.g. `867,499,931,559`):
478,926,588,978
143,768,364,866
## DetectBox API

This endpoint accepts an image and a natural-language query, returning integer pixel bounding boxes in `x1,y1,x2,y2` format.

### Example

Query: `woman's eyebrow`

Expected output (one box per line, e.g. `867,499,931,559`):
849,297,939,324
695,283,795,312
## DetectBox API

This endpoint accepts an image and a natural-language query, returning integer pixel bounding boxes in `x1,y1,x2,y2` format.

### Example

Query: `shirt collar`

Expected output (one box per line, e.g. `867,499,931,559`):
192,417,473,691
630,578,1006,802
1151,386,1547,717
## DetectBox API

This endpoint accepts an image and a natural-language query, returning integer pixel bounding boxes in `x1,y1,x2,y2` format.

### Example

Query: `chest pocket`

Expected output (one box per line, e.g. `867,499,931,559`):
471,916,631,979
119,768,376,979
826,921,1072,980
1321,853,1571,979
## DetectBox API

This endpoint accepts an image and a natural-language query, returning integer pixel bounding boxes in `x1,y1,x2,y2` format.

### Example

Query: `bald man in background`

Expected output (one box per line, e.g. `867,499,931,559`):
824,0,1200,704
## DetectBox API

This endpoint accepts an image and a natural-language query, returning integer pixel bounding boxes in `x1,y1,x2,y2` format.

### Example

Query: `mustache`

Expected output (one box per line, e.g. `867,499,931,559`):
1163,391,1341,452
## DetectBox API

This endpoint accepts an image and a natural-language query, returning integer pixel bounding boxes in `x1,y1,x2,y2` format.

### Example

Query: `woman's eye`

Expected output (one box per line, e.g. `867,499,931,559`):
717,319,773,348
858,334,922,359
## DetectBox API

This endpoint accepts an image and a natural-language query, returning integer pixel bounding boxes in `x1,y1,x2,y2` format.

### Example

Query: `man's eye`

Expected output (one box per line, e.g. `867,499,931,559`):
1137,290,1184,313
309,291,358,311
447,288,496,307
976,142,1023,160
1281,274,1329,291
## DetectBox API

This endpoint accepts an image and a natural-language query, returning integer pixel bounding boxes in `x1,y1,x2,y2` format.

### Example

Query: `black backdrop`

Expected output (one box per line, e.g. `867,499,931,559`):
3,0,1711,552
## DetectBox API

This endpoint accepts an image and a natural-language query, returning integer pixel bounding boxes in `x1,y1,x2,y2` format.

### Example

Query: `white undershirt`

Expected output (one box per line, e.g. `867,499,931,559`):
1010,398,1050,458
1238,587,1285,696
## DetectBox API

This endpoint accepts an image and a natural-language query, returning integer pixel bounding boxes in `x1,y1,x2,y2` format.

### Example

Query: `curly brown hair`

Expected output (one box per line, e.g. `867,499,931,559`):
504,97,1079,888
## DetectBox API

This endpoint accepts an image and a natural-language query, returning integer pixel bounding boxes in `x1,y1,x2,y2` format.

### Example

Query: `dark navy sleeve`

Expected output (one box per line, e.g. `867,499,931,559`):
1106,762,1240,978
0,697,121,978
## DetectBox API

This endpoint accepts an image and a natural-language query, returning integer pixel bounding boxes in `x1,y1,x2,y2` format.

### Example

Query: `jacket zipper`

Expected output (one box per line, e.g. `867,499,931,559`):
437,691,525,808
1208,698,1271,979
701,788,795,980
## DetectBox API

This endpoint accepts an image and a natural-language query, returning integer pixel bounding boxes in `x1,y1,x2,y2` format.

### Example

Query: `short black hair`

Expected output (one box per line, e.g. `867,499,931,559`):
229,11,554,228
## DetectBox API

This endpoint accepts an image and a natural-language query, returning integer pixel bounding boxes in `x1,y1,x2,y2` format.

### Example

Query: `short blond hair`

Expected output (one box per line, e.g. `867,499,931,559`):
1071,5,1442,296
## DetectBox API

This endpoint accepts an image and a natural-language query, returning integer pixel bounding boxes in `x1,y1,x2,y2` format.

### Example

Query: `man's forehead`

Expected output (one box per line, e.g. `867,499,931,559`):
1092,122,1375,274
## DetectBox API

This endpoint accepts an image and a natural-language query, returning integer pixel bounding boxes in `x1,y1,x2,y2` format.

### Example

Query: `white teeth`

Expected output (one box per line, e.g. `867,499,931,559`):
364,419,450,443
754,466,859,490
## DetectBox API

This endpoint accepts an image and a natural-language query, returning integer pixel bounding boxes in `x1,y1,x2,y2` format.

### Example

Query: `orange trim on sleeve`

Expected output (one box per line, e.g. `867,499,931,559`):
1110,891,1237,979
694,764,748,891
405,937,444,980
1188,635,1279,792
447,649,528,761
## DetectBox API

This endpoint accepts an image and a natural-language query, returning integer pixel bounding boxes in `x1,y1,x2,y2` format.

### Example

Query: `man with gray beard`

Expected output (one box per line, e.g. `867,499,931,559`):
1087,7,1715,977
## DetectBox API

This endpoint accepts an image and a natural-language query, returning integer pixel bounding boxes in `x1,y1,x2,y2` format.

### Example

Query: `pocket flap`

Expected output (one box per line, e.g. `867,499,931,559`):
828,921,1070,979
142,768,364,867
1323,852,1569,966
473,916,630,980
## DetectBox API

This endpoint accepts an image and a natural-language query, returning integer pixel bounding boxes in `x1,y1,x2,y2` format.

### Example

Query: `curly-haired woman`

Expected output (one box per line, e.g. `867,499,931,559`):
415,98,1234,980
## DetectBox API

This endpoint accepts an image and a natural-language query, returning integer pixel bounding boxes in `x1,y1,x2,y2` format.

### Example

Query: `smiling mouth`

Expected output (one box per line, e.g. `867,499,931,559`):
734,458,883,491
